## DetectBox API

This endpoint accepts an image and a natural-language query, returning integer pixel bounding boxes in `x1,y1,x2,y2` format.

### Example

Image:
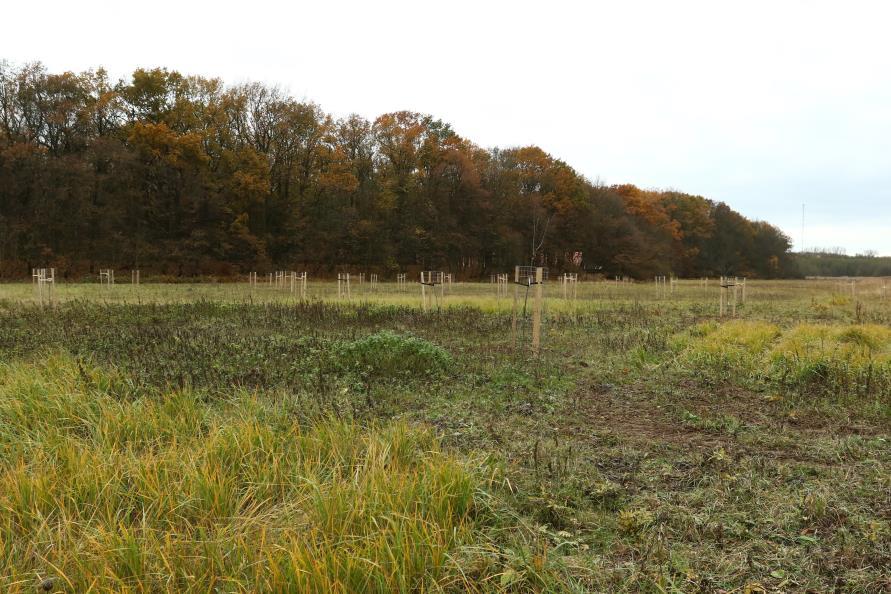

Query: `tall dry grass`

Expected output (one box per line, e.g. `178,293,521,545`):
0,356,493,592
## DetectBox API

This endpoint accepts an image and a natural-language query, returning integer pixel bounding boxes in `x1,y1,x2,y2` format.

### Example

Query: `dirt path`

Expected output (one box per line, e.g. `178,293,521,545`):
563,378,881,465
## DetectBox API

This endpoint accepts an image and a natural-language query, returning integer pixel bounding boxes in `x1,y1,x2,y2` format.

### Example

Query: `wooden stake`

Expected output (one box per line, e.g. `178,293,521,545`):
34,267,55,306
560,273,577,300
511,266,519,347
99,269,115,288
732,278,738,317
338,273,351,299
719,276,726,317
494,273,508,298
532,267,543,355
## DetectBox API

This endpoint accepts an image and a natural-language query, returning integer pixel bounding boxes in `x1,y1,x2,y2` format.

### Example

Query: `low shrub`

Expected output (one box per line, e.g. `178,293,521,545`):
334,331,452,381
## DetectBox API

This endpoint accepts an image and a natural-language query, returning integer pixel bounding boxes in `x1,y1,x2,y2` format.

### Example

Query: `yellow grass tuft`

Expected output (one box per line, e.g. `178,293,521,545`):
674,321,891,399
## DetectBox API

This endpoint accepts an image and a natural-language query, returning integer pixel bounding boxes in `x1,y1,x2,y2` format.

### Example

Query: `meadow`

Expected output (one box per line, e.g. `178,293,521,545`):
0,278,888,592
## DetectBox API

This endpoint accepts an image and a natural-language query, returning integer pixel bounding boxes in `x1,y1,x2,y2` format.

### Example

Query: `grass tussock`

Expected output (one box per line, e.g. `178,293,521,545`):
0,356,490,593
770,323,891,397
675,321,891,400
672,320,781,378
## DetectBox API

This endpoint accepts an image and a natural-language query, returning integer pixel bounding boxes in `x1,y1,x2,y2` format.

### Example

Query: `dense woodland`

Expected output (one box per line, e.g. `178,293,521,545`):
0,62,798,279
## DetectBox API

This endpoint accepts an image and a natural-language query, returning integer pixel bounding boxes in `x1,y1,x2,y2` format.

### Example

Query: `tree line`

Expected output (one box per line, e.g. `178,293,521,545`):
795,252,891,278
0,62,797,279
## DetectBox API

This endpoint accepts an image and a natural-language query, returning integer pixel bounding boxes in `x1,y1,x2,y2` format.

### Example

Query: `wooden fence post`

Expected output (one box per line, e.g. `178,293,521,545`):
719,276,726,318
531,267,543,355
511,266,519,347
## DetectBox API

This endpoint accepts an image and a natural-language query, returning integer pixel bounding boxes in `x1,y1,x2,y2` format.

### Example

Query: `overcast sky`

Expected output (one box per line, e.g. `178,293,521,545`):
5,0,890,254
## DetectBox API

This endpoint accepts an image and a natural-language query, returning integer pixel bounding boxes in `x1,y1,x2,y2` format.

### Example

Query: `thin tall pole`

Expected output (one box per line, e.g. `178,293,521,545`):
801,202,805,253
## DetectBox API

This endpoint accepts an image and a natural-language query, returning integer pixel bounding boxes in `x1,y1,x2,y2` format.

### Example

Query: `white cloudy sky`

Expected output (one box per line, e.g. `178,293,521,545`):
5,0,890,254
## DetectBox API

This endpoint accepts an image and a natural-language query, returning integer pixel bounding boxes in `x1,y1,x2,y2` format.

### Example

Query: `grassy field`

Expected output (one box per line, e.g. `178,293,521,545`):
4,276,890,310
0,279,889,592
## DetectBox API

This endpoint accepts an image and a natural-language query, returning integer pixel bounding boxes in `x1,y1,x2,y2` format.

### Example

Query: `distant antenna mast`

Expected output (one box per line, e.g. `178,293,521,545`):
801,203,805,253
